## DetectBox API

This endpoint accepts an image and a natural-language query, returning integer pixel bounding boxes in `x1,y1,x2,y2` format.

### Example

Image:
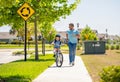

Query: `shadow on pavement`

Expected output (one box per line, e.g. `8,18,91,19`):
49,65,72,68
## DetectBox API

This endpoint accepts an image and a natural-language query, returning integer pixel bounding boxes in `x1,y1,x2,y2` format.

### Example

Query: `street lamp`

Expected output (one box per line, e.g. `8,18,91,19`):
77,23,79,30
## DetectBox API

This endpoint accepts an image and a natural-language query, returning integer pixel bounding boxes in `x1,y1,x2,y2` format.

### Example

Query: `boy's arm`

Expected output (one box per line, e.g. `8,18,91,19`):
51,41,54,45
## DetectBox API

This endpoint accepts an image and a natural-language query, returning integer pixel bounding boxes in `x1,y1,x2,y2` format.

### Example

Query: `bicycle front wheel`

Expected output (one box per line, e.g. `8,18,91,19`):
56,53,63,67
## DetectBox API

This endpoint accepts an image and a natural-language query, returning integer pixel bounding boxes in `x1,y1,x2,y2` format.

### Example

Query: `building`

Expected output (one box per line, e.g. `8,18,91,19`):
57,28,98,39
0,32,17,43
57,28,120,41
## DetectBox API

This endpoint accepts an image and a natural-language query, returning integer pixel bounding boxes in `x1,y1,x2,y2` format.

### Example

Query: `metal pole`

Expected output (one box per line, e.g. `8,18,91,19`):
24,21,27,61
34,15,39,60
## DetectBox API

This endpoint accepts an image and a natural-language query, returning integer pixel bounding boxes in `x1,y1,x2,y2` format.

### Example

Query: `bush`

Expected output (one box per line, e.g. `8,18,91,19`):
116,45,120,50
11,40,23,44
100,66,120,82
77,43,81,50
110,45,115,50
11,40,42,44
28,41,42,44
0,42,7,44
105,44,109,50
12,51,24,55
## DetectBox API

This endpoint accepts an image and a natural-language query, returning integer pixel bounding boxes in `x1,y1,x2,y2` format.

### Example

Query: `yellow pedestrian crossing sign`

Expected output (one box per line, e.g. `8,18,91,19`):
17,2,35,21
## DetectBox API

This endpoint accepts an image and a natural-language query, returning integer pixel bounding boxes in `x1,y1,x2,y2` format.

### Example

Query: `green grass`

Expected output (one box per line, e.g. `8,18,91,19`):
80,50,120,82
0,44,50,49
0,54,54,82
0,44,69,50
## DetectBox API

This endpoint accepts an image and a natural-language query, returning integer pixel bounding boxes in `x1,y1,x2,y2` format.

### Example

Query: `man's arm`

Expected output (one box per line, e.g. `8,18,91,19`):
66,32,69,44
76,34,80,39
76,30,80,39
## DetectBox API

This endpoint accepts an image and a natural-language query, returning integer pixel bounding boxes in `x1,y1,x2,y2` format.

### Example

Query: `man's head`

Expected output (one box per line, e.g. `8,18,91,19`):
69,23,74,30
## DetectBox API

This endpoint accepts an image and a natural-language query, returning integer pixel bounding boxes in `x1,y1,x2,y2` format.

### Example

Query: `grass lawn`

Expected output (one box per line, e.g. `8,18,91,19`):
0,44,51,49
0,54,54,82
0,44,68,49
80,50,120,82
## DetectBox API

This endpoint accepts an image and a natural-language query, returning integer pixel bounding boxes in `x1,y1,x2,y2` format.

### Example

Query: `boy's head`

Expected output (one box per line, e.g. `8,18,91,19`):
55,35,60,41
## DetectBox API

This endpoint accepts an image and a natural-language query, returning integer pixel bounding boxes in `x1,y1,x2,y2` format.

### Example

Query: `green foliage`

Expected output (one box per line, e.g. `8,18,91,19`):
81,25,98,41
0,54,54,82
11,40,22,44
12,51,24,55
0,0,80,43
0,0,80,28
40,22,56,42
110,45,115,50
116,45,120,50
105,44,109,50
100,66,120,82
13,50,34,55
0,42,7,44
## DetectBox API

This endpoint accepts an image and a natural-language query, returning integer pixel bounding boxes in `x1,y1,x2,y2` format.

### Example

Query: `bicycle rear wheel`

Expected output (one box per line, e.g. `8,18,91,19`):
56,53,63,67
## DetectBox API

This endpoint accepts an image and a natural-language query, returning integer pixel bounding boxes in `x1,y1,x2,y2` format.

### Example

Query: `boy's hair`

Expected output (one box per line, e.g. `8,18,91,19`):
69,23,74,27
55,34,61,37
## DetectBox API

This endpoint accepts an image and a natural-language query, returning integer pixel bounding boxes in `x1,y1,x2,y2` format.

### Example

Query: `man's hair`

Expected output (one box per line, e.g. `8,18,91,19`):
69,23,74,27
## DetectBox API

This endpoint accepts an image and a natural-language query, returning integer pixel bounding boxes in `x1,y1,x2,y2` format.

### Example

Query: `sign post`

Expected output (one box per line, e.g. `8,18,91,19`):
17,2,35,61
24,21,27,61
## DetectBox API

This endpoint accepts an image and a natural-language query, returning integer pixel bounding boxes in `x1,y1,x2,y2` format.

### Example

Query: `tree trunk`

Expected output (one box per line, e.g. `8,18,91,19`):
34,15,39,60
42,38,45,55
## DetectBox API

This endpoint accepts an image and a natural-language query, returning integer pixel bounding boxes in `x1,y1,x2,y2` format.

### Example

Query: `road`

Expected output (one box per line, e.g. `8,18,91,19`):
0,49,24,64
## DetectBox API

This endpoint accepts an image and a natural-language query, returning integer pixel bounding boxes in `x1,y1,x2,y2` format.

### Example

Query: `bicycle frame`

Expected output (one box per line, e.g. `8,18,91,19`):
54,48,63,67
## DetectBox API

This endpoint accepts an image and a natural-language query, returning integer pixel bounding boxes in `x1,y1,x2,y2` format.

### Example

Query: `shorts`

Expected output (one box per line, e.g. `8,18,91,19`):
54,46,60,48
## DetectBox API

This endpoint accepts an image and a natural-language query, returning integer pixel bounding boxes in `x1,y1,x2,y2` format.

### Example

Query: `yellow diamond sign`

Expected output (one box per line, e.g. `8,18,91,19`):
17,2,35,21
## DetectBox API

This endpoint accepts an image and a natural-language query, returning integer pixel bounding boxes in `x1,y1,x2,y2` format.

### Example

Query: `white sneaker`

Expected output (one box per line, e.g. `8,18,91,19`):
69,63,72,66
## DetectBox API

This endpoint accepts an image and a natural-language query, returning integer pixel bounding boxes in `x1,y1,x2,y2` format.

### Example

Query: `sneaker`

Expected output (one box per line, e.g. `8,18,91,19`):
53,54,55,57
72,62,75,66
69,62,72,66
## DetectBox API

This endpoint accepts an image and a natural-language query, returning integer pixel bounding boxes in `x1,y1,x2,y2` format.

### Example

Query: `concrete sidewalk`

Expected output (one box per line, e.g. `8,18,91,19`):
33,54,92,82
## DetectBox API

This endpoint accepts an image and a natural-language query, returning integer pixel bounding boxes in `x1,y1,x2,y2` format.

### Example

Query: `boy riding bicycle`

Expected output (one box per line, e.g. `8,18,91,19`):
52,34,61,57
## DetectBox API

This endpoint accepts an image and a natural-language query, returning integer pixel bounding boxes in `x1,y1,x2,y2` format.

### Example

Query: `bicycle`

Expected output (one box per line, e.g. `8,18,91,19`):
54,49,63,67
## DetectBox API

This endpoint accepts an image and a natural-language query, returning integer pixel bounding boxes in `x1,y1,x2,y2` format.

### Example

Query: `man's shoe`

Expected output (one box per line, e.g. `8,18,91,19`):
72,62,75,66
69,62,72,66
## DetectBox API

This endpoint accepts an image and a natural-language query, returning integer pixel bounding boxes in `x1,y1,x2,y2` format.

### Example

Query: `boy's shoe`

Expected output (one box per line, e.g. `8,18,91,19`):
53,54,55,57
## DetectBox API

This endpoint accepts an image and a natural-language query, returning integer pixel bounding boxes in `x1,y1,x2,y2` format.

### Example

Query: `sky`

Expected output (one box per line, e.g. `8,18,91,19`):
0,0,120,35
54,0,120,35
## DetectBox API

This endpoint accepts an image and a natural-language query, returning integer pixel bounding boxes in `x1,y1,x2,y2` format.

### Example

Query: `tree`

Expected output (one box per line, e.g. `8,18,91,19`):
0,0,80,42
81,25,98,41
39,22,56,42
0,0,80,28
0,0,80,59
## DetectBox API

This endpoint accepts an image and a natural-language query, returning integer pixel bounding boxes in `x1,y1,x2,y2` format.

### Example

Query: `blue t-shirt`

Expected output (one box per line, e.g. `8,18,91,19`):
54,40,61,48
66,30,79,43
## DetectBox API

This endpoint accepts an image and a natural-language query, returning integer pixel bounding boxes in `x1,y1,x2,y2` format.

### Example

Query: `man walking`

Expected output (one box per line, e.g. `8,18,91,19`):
66,23,80,66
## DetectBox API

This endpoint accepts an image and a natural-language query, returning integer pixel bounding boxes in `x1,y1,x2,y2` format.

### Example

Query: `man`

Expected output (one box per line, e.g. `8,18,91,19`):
66,23,80,66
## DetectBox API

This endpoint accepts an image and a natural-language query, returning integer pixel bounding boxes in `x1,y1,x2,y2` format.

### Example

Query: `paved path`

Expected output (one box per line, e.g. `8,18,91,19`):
33,55,92,82
0,51,24,64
